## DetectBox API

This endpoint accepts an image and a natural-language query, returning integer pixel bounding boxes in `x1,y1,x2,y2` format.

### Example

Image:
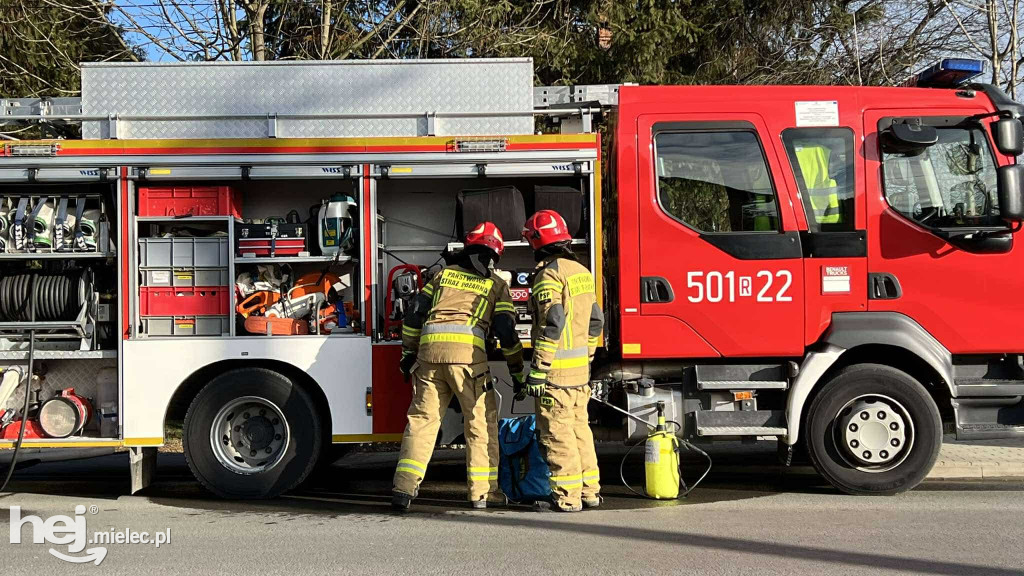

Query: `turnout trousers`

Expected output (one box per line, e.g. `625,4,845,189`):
535,385,601,509
393,361,499,502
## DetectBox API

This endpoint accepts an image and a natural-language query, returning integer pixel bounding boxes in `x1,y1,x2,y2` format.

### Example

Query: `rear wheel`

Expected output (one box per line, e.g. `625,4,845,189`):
805,363,942,495
183,368,321,499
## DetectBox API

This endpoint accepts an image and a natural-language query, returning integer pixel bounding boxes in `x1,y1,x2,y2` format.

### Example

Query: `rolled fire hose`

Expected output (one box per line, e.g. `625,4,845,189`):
6,210,18,242
32,200,54,248
79,208,100,249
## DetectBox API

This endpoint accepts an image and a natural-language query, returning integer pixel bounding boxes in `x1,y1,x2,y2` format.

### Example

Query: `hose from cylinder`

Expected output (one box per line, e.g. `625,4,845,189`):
0,271,87,322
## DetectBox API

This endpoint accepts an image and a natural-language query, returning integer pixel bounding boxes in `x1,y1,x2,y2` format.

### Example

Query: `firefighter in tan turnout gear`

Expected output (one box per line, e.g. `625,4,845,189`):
392,222,525,511
518,210,605,512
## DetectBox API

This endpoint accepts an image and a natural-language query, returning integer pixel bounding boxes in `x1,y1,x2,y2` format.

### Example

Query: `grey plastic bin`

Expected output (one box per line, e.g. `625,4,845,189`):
141,267,231,287
141,315,230,337
139,237,229,268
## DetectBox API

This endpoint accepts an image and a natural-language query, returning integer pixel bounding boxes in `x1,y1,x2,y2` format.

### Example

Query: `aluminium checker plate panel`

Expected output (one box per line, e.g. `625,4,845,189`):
81,59,534,139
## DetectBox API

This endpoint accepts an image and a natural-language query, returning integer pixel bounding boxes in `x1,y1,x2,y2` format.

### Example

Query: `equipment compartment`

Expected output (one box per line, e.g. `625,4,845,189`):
374,172,595,343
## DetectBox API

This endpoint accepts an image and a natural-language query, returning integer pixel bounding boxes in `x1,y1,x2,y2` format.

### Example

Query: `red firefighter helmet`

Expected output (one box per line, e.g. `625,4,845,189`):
522,210,572,250
465,221,505,257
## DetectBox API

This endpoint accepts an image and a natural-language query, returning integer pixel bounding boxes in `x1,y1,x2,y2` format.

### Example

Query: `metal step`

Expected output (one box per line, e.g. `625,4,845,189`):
953,378,1024,397
956,423,1024,440
693,409,787,437
694,364,790,391
697,380,788,391
696,426,788,437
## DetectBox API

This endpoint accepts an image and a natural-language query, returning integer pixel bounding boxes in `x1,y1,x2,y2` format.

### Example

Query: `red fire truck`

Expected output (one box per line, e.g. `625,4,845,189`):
0,58,1021,498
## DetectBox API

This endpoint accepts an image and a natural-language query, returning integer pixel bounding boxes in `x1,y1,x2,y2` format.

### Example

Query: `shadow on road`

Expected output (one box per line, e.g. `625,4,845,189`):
2,443,1022,514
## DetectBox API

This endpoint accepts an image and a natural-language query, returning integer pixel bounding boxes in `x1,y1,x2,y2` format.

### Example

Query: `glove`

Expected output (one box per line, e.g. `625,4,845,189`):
512,372,527,401
400,352,417,381
525,372,547,398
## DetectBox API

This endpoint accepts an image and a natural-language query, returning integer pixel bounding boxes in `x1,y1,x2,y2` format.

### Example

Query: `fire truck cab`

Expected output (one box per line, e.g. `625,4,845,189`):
606,72,1024,494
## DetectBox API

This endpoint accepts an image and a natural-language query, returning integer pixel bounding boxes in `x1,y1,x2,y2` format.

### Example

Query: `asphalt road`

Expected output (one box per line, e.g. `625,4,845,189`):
1,449,1023,576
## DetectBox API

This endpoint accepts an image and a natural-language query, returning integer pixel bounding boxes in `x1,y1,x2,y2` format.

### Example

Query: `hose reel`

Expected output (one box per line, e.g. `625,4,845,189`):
0,270,91,322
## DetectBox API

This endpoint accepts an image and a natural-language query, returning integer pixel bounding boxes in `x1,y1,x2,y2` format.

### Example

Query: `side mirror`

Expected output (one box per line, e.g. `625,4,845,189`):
993,117,1024,156
998,164,1024,221
882,120,938,153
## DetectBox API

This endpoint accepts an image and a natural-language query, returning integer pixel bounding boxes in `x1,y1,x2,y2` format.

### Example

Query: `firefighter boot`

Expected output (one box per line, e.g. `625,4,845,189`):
392,491,413,512
535,387,584,511
393,363,455,502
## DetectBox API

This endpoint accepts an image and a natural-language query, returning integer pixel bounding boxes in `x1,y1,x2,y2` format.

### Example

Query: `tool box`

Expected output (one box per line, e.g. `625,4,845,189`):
138,185,242,218
237,221,307,257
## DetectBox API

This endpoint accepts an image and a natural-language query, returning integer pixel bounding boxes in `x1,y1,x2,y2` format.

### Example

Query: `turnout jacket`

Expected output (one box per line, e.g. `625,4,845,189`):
402,265,524,374
528,256,604,387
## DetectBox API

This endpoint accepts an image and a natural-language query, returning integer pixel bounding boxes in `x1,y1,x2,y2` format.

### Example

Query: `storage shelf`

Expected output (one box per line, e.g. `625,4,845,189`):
137,216,239,223
0,251,113,260
235,255,352,265
0,349,116,360
433,239,588,251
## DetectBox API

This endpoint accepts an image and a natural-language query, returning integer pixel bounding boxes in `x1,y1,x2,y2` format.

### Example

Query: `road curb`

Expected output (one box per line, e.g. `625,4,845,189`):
929,462,1024,480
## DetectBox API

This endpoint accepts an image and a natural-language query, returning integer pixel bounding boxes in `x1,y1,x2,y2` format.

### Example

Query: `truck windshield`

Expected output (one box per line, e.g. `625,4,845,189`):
882,125,1001,229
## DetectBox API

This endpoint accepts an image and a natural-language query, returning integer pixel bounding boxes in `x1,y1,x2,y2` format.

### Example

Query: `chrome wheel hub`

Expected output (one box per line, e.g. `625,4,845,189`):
210,396,290,475
837,394,913,472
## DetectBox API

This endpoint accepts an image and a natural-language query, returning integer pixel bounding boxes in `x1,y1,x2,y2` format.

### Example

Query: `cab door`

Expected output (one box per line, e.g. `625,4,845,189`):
864,109,1024,353
634,114,804,358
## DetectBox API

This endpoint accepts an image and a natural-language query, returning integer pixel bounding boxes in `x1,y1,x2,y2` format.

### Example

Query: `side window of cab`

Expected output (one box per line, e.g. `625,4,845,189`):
781,128,856,233
655,130,780,233
880,123,1001,229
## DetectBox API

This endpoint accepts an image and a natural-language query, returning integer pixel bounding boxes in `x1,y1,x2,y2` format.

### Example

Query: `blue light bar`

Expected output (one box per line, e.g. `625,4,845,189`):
905,58,985,88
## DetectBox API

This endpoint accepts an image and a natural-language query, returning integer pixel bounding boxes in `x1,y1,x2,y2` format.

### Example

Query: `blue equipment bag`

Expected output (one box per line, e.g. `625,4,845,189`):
498,415,551,503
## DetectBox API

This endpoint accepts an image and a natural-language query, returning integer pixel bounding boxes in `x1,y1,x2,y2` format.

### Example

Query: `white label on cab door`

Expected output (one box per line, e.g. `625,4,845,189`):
822,265,851,294
795,101,839,127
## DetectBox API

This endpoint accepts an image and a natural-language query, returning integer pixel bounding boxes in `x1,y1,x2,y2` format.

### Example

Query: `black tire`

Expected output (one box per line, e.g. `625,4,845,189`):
805,363,942,495
183,368,321,499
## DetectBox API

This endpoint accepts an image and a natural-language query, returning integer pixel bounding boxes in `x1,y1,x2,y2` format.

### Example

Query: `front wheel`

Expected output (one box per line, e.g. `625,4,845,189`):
805,364,942,495
183,368,321,499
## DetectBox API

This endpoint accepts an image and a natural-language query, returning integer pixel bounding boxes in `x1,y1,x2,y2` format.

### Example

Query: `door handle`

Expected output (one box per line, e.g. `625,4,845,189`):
869,272,902,300
641,276,674,303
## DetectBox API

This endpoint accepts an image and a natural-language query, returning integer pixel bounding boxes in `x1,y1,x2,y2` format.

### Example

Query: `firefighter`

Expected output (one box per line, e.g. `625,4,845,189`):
518,210,605,512
392,222,525,511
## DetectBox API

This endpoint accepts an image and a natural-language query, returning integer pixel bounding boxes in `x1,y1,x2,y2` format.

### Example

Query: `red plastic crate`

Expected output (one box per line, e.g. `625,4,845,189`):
138,186,242,218
139,286,230,317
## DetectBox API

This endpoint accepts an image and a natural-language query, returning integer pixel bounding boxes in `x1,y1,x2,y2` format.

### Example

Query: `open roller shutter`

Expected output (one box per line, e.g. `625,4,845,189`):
0,167,119,183
371,161,592,179
130,164,362,181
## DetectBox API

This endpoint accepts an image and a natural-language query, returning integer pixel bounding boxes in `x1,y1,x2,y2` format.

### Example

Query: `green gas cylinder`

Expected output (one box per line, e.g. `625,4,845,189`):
644,401,680,499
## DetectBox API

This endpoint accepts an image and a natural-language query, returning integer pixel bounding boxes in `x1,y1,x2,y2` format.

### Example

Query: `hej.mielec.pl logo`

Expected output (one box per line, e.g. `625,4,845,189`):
10,505,171,565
